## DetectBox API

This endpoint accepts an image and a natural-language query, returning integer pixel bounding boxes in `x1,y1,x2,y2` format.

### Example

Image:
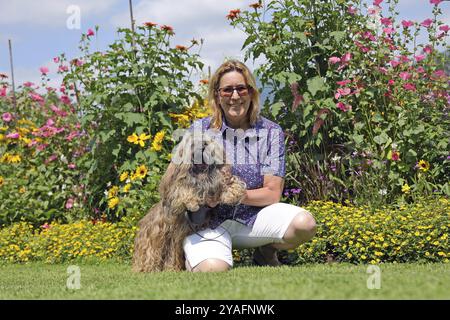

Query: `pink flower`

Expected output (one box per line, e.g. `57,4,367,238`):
390,60,401,68
58,65,69,73
432,70,446,79
45,154,58,164
336,80,351,86
378,67,388,75
421,19,433,28
23,81,35,87
380,17,392,26
335,87,351,99
373,0,383,6
439,25,449,33
328,56,341,64
399,72,411,81
423,45,433,54
336,102,351,112
401,20,414,28
383,27,395,35
0,87,6,97
416,66,425,73
65,198,74,209
53,57,60,63
347,6,357,15
2,112,12,122
414,54,425,62
68,163,76,169
403,83,416,91
430,0,443,5
6,132,20,139
41,223,51,230
388,79,395,86
87,28,95,37
341,52,352,63
29,93,44,102
39,66,49,75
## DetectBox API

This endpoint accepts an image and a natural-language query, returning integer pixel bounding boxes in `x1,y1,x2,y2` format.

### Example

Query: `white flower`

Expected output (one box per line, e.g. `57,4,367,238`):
378,189,387,196
61,184,66,190
126,178,131,184
60,154,68,163
47,191,53,196
331,155,341,162
104,190,108,196
107,181,111,187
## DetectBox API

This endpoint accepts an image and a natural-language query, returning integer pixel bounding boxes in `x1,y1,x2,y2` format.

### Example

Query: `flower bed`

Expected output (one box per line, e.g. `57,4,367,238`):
1,199,447,265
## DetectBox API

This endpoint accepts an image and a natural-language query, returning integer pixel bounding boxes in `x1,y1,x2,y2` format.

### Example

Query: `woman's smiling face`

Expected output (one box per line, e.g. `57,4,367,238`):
217,71,252,128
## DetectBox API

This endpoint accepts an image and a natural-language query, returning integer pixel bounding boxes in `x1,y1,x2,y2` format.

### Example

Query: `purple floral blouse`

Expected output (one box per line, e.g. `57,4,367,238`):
189,116,286,229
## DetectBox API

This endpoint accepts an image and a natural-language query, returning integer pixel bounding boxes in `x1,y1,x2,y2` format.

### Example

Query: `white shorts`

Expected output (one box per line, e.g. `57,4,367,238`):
183,203,311,268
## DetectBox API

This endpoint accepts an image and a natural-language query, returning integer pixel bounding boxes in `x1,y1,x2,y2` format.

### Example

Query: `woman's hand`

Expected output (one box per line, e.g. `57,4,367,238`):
241,175,284,207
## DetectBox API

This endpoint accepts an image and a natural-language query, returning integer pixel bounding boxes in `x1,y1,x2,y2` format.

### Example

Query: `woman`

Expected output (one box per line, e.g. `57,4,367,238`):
183,60,317,272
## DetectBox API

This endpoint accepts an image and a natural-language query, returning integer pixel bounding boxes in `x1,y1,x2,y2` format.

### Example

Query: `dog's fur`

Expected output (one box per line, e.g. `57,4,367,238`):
132,131,246,272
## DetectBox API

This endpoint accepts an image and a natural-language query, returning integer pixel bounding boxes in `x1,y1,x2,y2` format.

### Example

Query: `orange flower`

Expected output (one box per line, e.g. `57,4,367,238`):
249,2,262,9
199,79,209,85
226,9,241,20
144,22,157,27
161,25,175,35
175,45,188,51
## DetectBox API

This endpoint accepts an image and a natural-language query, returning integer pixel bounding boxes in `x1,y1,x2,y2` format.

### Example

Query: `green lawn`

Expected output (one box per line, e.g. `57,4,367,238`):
0,261,448,299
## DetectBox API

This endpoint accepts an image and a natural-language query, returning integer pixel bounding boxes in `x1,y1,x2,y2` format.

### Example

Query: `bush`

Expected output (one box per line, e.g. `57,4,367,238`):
229,0,449,207
0,73,91,226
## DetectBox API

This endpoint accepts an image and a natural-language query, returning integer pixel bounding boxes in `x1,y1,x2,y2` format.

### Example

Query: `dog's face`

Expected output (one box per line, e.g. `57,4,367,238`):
159,131,246,214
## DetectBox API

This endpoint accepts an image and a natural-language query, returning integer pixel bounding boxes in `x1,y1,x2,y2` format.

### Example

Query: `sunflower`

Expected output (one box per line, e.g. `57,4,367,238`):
418,160,430,172
135,164,148,179
108,186,119,199
0,176,4,187
123,183,132,193
108,197,119,209
127,133,139,144
151,130,165,151
119,171,129,182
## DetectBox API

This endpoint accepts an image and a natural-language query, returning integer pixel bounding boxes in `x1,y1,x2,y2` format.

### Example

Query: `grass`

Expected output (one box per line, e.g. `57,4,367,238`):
0,261,449,300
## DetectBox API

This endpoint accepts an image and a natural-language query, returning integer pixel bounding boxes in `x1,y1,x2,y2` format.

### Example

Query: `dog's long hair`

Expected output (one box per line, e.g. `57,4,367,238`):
132,131,246,272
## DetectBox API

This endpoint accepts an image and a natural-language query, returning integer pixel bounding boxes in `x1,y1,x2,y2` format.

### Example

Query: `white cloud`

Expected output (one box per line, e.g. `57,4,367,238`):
109,0,252,75
0,0,119,27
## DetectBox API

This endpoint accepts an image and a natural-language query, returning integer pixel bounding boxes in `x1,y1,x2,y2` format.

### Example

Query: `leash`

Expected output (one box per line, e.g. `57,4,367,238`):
185,205,239,241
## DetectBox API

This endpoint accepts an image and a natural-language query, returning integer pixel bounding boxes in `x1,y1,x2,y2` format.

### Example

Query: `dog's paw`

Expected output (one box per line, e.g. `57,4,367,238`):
221,177,246,205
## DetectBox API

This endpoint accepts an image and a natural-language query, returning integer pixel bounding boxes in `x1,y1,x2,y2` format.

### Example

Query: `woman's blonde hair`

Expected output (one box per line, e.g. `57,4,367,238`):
207,60,260,129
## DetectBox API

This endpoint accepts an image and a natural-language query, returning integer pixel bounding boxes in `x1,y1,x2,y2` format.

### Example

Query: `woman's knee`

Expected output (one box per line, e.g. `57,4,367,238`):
191,258,231,272
285,210,317,244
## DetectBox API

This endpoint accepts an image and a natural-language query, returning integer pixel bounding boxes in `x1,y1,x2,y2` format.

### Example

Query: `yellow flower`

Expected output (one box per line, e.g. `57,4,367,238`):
0,176,4,186
127,133,139,144
108,186,119,199
151,130,165,151
402,183,411,194
138,133,151,147
119,171,129,182
135,164,148,179
108,197,119,209
123,183,131,193
19,186,26,193
418,160,430,172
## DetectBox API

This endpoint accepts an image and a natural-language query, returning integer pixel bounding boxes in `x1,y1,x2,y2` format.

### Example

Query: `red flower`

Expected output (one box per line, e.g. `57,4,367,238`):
226,9,241,21
391,150,400,161
144,22,157,27
160,25,174,34
87,28,95,37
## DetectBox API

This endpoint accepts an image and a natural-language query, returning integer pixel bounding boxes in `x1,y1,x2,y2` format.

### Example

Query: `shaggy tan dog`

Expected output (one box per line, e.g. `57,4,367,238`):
132,131,246,272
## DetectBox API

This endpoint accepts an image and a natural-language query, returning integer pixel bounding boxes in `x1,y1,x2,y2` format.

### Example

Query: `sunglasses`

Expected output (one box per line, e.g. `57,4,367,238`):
217,85,251,97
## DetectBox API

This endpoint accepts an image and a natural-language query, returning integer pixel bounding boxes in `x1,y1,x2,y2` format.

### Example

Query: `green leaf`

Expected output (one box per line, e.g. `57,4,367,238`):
115,112,147,127
330,31,346,42
307,76,326,97
270,101,284,118
373,132,389,145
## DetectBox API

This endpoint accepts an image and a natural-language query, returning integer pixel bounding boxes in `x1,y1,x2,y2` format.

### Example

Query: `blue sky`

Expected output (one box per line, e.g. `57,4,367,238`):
1,0,449,88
